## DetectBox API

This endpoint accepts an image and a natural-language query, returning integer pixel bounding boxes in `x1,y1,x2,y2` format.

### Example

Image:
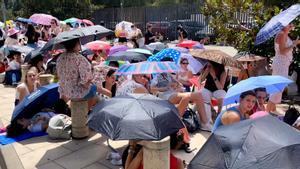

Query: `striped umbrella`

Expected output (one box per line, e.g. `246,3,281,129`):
116,61,180,75
147,48,181,64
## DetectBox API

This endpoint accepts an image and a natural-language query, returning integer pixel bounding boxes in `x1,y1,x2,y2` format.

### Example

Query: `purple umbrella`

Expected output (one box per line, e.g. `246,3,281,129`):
108,45,129,56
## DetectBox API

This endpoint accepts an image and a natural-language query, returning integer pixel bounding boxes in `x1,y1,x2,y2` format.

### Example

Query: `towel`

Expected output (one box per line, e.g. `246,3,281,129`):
0,132,47,145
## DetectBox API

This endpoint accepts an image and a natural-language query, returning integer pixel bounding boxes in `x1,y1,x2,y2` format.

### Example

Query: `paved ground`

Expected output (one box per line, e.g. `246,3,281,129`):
0,84,211,169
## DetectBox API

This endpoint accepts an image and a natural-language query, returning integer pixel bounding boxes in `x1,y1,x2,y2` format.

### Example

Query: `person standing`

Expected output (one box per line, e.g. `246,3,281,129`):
267,24,300,112
144,24,155,45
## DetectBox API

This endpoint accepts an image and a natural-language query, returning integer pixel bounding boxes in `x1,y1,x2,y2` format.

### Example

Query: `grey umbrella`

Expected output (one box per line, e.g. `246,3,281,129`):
107,51,147,62
188,115,300,169
88,93,184,140
40,25,113,53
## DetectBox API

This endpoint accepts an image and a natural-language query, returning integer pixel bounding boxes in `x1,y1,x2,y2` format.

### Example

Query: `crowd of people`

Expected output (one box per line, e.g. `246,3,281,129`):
0,16,300,169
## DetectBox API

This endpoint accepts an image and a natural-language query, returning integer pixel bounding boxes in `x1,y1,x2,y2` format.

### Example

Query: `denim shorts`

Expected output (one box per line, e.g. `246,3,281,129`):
83,84,97,99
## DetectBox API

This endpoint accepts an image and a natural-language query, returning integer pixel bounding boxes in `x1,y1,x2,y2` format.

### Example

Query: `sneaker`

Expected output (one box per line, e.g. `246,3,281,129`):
200,122,213,132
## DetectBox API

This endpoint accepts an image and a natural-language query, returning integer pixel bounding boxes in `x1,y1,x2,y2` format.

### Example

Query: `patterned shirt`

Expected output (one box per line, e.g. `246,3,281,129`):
56,52,93,99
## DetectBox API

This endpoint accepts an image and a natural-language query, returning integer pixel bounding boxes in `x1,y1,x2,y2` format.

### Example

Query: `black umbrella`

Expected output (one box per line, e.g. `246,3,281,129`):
107,51,147,62
40,25,113,53
24,47,43,63
4,45,34,58
188,115,300,169
88,93,184,140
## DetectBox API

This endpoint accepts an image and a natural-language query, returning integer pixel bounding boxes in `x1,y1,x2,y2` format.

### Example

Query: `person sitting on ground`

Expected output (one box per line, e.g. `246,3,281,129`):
177,58,193,92
15,69,40,105
56,38,98,109
116,74,149,96
4,51,22,85
4,28,19,46
237,61,256,83
25,24,39,48
177,25,188,43
253,88,267,113
49,19,61,38
200,61,227,115
150,73,211,131
212,90,257,132
144,24,156,45
129,24,143,48
101,69,117,98
122,132,185,169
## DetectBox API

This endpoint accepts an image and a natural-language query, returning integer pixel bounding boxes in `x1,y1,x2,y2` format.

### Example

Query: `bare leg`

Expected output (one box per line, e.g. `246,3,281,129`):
217,98,223,114
266,101,276,113
169,94,190,116
190,92,208,124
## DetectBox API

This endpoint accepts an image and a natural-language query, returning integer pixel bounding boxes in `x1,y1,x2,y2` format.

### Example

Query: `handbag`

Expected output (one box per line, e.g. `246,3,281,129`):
47,114,72,139
182,108,200,133
283,103,300,126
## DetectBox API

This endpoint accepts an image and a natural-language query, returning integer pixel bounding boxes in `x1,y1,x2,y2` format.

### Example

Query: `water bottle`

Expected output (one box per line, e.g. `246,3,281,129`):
12,73,17,86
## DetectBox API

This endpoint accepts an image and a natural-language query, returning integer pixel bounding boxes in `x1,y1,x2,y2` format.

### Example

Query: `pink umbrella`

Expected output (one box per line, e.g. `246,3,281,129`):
29,13,59,26
177,40,200,49
108,45,128,56
250,111,269,119
85,41,111,52
82,19,94,26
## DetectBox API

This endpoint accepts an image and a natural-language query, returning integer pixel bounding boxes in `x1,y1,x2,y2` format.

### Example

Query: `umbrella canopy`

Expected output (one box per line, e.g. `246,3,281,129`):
24,48,43,63
127,48,153,56
5,45,34,57
177,40,200,49
108,45,129,56
190,49,242,69
116,61,180,75
85,40,111,52
115,21,133,33
102,60,128,67
29,13,59,26
224,75,293,105
40,25,113,53
145,42,166,53
147,48,181,64
88,93,184,140
233,52,266,62
169,46,189,53
255,4,300,45
188,115,300,169
107,51,147,62
82,19,94,26
64,17,81,27
16,17,33,24
11,83,59,122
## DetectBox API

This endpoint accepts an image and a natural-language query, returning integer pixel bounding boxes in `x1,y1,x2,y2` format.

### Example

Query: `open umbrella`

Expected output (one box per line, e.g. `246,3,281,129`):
145,42,166,53
115,21,133,33
64,17,81,27
180,53,206,74
24,47,43,63
116,61,180,75
85,40,111,52
233,52,266,62
16,17,33,24
190,49,242,69
88,93,184,140
188,115,300,169
107,51,147,62
255,4,300,45
40,25,113,53
108,45,128,56
29,13,59,26
11,83,59,122
177,40,201,49
147,48,181,64
224,75,293,105
127,48,153,56
169,46,189,53
5,45,34,57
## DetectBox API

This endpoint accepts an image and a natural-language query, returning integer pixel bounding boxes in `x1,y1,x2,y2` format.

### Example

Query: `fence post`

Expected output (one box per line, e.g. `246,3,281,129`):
70,100,89,139
141,136,170,169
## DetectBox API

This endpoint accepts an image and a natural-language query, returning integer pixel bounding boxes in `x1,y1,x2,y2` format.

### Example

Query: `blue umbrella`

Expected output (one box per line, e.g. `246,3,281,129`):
11,83,59,122
255,4,300,45
224,75,293,105
147,48,181,64
16,17,33,24
116,61,180,75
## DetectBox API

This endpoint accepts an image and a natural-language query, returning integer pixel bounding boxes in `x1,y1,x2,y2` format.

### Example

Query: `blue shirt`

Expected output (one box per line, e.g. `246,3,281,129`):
212,107,246,132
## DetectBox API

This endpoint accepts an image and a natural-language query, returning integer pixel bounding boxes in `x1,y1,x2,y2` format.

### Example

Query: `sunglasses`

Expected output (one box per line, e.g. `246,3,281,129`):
181,62,189,65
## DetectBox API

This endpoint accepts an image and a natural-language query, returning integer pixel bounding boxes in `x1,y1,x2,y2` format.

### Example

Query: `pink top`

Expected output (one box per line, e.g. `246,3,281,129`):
56,52,93,99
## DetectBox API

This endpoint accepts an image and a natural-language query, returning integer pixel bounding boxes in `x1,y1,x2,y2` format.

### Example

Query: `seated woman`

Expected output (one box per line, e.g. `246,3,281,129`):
253,88,267,113
237,61,256,83
200,61,227,115
212,90,257,132
28,54,45,74
4,51,22,85
122,132,185,169
116,74,149,96
15,69,40,105
101,69,117,98
150,73,210,131
177,58,193,92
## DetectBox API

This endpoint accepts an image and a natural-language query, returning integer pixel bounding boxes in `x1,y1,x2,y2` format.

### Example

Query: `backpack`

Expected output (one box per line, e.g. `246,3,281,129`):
182,108,200,133
47,114,72,140
283,104,300,126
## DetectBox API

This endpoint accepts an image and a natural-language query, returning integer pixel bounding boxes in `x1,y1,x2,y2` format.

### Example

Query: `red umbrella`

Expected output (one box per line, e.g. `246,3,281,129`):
85,41,111,52
177,40,199,49
82,19,94,26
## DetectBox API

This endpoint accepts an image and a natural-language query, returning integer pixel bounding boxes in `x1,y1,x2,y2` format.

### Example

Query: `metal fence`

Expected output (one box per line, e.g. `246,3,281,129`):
92,3,254,41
